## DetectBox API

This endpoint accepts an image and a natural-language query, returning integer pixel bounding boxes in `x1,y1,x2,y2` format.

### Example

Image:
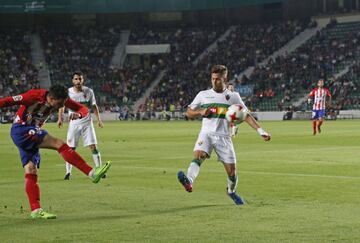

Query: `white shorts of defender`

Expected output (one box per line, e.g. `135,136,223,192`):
193,132,236,164
67,121,97,147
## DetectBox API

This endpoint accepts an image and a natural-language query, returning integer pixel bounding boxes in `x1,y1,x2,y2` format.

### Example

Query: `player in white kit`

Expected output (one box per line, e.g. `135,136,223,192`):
57,71,104,180
177,65,271,205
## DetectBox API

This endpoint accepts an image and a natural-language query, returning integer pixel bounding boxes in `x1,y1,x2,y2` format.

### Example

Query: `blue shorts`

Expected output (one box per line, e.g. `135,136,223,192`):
312,109,325,120
10,124,48,168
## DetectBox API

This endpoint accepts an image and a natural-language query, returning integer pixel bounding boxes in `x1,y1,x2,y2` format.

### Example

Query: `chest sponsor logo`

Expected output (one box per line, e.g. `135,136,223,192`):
225,95,230,101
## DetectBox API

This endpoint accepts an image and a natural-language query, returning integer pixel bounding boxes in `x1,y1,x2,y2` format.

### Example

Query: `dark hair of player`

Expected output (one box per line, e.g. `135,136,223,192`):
48,84,68,100
211,65,228,75
72,71,84,79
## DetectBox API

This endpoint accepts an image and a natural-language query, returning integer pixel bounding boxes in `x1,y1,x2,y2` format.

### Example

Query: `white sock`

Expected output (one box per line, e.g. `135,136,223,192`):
227,175,238,193
187,162,200,184
32,208,42,213
65,162,72,174
88,169,95,178
92,152,102,167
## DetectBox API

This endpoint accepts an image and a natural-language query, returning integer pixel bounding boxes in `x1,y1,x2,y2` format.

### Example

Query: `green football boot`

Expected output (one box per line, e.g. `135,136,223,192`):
30,209,57,219
92,161,111,183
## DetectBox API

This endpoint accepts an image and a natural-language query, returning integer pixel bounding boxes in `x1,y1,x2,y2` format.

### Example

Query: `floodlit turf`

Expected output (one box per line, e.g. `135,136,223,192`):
1,120,360,242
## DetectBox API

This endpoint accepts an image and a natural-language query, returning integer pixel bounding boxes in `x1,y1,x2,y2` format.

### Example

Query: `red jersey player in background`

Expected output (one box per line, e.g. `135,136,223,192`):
308,79,332,135
0,85,111,219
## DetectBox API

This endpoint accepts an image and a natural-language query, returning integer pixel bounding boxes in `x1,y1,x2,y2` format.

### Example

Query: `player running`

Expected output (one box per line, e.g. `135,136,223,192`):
0,85,111,219
58,71,104,180
177,65,270,205
308,79,332,135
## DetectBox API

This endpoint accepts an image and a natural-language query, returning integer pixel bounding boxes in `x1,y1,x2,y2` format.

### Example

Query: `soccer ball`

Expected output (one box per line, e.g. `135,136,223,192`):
225,104,248,124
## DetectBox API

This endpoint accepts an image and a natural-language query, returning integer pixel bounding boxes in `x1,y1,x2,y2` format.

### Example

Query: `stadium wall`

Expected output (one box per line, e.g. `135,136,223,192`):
92,110,360,121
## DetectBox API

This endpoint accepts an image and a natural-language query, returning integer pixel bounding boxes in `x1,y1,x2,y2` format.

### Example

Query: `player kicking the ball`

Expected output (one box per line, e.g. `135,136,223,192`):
308,79,332,135
0,85,111,219
58,71,104,180
177,65,270,205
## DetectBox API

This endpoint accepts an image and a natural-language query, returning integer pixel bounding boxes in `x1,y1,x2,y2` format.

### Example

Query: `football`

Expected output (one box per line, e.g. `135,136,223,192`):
225,104,248,124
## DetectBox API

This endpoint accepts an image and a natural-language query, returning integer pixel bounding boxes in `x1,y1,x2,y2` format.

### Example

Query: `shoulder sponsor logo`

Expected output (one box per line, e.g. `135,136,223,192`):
12,95,23,101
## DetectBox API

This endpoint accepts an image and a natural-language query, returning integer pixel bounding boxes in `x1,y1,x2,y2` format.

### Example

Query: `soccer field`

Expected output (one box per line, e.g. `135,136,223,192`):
1,120,360,242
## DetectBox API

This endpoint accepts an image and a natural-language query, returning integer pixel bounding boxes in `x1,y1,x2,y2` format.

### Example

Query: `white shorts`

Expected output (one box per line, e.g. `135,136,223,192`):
67,121,97,148
193,132,236,164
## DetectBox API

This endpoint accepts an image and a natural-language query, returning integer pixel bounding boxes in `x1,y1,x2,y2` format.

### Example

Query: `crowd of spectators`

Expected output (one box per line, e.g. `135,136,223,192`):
130,24,228,113
326,62,360,110
41,26,121,83
0,29,39,122
246,19,360,111
143,20,308,113
3,19,356,119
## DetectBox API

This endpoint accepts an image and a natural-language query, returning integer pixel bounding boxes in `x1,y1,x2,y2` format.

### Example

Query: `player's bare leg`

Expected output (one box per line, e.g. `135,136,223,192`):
39,134,110,183
178,150,207,192
317,118,323,133
24,161,56,219
312,120,317,135
223,163,244,205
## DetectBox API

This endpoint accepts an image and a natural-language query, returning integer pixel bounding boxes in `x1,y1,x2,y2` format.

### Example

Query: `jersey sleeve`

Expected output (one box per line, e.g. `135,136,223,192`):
233,92,249,112
64,98,89,118
90,89,97,106
188,92,203,110
309,89,315,97
326,89,331,97
0,89,44,107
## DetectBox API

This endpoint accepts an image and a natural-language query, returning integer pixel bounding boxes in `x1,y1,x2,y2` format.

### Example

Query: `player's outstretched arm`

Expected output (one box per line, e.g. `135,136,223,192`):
244,114,271,141
57,107,65,128
186,107,210,119
0,91,35,108
64,98,89,120
93,104,103,128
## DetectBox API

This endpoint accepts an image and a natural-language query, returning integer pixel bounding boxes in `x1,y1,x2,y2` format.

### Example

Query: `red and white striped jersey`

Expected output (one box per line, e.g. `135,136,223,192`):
0,89,88,127
309,87,331,110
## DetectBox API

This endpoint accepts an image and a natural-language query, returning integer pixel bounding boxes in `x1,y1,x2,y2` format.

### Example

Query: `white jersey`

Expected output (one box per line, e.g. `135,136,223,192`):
189,88,247,137
68,86,96,125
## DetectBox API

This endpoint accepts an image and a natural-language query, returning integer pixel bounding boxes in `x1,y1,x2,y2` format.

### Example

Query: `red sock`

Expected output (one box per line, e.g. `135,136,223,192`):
58,144,92,176
318,120,323,128
312,120,316,131
25,174,40,211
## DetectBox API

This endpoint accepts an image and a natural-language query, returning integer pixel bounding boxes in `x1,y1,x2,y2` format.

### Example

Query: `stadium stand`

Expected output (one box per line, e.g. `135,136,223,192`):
248,20,360,111
0,29,39,122
142,20,308,114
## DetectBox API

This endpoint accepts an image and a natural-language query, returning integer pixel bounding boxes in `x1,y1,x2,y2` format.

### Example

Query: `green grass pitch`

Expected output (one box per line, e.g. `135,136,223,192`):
0,120,360,242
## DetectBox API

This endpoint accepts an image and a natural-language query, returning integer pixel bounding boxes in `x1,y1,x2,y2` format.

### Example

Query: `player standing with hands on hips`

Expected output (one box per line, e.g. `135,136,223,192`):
177,65,270,205
58,71,105,180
